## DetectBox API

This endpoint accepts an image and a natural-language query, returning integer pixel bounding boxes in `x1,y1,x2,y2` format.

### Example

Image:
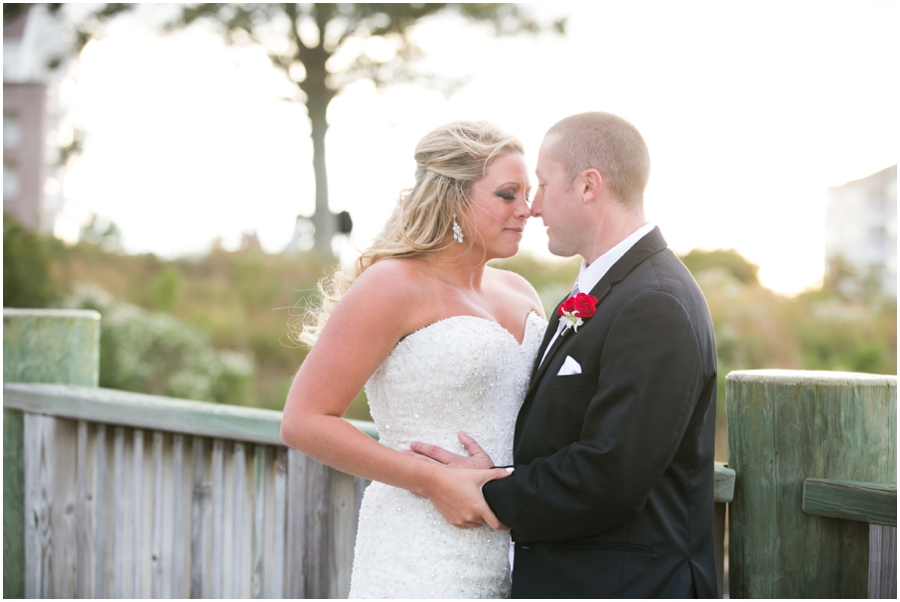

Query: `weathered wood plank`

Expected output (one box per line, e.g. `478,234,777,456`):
212,439,225,598
94,423,108,598
196,435,216,599
3,408,26,600
354,477,369,523
133,429,144,598
4,382,378,445
727,373,777,598
285,449,307,598
172,434,186,598
114,426,126,598
23,414,48,598
75,420,89,598
803,479,896,526
24,416,93,599
331,469,357,598
274,447,288,599
191,436,205,598
727,370,896,598
233,442,246,598
50,417,79,599
304,455,331,598
151,432,164,598
259,445,279,599
252,445,266,599
714,502,726,599
712,463,732,598
869,524,897,598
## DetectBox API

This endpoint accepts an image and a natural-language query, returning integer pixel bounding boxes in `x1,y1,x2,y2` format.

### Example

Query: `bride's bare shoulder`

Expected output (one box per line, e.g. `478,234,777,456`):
355,257,426,288
347,257,434,308
485,266,544,317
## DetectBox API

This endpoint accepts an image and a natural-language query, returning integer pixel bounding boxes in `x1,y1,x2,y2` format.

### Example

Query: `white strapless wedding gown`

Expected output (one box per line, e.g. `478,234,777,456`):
348,312,546,599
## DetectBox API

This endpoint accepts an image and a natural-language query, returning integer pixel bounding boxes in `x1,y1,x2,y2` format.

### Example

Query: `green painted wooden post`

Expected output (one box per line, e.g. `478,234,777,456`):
3,309,100,599
727,370,897,598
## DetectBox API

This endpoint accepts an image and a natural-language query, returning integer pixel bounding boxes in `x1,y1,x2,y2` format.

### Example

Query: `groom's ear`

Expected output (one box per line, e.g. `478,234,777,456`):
580,168,603,204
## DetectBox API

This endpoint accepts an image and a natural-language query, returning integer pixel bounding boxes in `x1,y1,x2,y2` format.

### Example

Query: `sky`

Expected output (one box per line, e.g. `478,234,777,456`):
53,1,898,295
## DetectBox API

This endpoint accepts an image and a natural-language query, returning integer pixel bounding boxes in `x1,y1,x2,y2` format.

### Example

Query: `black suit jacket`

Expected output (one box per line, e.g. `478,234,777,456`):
483,228,718,598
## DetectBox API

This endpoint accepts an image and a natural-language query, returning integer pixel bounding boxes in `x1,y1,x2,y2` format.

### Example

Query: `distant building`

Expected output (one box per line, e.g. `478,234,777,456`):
3,6,48,230
3,4,84,238
3,81,46,229
825,165,897,297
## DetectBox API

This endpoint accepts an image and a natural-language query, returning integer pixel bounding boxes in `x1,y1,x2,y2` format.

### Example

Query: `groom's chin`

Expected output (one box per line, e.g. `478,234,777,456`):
547,244,577,259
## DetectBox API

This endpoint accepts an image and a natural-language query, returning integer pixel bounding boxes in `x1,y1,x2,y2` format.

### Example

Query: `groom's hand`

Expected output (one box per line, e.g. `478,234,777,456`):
406,431,495,469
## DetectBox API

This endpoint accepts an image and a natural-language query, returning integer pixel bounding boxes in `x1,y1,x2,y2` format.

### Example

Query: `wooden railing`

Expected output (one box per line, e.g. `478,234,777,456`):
727,370,897,598
802,478,897,597
3,382,374,598
6,310,896,599
3,381,735,599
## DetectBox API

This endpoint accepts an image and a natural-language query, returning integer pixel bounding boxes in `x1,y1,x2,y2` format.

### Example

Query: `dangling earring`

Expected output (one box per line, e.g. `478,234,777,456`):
452,214,464,243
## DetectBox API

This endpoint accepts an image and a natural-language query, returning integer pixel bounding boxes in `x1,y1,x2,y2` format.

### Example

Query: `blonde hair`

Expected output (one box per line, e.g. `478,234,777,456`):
296,121,523,346
546,112,650,208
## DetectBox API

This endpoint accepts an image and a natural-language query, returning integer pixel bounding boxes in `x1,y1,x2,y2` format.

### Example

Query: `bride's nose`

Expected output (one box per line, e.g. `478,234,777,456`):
514,196,531,219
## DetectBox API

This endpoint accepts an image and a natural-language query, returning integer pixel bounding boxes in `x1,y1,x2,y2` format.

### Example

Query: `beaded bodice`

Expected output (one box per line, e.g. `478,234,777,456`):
365,312,547,465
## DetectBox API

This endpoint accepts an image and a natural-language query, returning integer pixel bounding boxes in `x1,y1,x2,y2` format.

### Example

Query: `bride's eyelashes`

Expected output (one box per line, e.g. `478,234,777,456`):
497,187,530,203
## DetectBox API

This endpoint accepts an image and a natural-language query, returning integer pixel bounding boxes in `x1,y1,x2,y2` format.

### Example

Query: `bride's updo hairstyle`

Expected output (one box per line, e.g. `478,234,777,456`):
297,121,523,346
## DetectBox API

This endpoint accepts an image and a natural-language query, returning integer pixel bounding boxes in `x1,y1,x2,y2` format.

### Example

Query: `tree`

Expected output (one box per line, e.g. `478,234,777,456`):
680,248,760,285
163,3,564,259
3,213,59,308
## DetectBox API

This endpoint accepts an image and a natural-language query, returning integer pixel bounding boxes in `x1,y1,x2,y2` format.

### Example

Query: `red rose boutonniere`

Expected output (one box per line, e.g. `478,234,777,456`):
557,293,599,334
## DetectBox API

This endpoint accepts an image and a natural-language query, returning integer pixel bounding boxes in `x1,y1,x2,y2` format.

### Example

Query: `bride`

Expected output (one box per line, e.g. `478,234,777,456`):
280,121,547,598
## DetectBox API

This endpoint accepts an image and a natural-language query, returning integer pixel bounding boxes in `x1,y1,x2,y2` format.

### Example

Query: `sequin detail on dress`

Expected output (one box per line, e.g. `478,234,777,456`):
348,312,546,599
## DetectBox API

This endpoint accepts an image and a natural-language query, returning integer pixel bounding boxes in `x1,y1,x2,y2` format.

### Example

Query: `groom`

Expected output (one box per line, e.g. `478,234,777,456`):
414,112,718,598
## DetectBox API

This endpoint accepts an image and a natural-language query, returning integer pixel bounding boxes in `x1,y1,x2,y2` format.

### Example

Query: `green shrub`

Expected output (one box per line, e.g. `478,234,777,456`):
65,284,255,404
3,213,59,308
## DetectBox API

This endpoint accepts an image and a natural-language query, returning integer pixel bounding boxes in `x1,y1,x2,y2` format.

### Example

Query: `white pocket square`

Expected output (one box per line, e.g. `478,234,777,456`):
557,355,582,376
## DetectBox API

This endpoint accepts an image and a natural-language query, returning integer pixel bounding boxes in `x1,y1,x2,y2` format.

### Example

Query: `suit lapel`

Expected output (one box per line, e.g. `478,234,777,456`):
532,297,565,377
515,227,669,449
527,326,570,396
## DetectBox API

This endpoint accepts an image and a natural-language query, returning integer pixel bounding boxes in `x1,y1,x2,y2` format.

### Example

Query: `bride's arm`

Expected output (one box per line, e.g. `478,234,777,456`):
279,261,508,528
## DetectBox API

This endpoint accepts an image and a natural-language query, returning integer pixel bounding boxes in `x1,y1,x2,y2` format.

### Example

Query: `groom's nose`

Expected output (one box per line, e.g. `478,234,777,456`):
530,191,542,217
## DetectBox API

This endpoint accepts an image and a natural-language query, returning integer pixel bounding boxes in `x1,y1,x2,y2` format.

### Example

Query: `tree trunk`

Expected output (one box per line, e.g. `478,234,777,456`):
300,3,338,262
307,96,334,261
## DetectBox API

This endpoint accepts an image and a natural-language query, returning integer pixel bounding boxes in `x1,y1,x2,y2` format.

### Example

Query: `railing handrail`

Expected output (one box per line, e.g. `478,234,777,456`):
802,478,897,526
725,368,896,386
4,381,734,502
2,382,379,444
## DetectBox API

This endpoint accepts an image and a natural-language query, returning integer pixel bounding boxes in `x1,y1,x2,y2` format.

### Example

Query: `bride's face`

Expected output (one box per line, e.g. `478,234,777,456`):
463,152,531,261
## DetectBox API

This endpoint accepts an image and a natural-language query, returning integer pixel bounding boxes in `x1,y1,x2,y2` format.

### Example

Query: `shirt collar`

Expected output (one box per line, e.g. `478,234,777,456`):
575,223,656,294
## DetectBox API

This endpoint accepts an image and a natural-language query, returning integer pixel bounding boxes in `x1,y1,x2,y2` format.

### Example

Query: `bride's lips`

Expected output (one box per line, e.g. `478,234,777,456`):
504,227,524,238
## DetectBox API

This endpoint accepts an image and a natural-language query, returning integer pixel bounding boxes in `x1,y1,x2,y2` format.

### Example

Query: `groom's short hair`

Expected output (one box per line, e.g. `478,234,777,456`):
546,112,650,208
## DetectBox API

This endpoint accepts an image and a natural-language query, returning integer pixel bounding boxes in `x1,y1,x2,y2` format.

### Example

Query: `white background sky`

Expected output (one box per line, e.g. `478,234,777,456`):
57,1,898,295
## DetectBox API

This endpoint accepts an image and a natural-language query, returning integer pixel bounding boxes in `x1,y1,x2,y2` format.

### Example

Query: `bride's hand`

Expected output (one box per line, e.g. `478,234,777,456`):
407,431,495,469
422,465,511,530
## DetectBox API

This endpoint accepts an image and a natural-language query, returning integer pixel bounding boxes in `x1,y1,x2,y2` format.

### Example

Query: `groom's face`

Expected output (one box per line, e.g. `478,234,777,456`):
532,135,584,258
